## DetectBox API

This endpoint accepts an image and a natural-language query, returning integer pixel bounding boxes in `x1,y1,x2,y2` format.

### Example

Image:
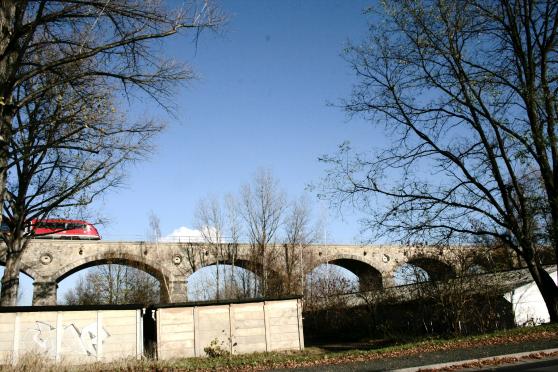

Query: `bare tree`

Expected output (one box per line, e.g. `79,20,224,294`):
182,242,208,274
401,250,510,335
187,264,259,301
282,195,314,295
304,265,357,312
2,71,162,305
192,171,320,299
321,0,558,321
224,193,242,296
193,194,249,300
0,1,222,305
240,169,286,296
148,210,162,243
195,196,226,299
0,0,221,223
64,264,160,305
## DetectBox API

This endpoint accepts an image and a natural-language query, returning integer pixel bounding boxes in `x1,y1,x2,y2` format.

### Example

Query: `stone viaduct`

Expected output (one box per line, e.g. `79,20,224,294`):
0,240,498,305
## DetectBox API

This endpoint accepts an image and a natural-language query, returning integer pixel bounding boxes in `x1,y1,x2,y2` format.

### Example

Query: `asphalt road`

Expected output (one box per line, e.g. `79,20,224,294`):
271,338,558,372
273,355,558,372
475,357,558,371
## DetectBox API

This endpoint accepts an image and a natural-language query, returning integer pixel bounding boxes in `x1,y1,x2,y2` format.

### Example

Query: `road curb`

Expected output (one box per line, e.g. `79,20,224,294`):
391,348,558,371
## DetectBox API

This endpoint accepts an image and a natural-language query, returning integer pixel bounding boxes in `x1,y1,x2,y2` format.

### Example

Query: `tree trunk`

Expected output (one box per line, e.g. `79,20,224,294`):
0,5,19,309
284,245,292,294
525,260,558,323
0,112,9,228
230,247,236,299
262,247,267,297
551,210,558,281
0,251,20,306
0,1,18,230
215,258,220,300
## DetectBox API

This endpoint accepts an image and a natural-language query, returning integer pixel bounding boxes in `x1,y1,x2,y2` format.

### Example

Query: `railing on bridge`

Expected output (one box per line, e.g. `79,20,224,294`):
101,235,236,243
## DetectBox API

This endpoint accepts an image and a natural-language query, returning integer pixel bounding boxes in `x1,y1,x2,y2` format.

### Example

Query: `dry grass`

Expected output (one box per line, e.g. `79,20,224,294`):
2,323,557,371
1,354,160,372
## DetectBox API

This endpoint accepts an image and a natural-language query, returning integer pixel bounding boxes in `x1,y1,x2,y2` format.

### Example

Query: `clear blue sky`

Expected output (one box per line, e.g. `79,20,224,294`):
96,0,383,243
8,0,390,304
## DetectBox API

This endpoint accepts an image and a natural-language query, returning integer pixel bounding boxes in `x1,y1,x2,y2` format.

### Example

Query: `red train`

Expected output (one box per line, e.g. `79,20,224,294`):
31,219,101,240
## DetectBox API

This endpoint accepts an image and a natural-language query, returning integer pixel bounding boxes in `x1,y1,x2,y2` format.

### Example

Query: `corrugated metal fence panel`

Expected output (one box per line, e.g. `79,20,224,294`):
0,309,142,364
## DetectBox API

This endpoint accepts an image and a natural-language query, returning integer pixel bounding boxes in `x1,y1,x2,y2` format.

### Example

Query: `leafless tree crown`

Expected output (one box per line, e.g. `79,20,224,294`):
320,0,558,321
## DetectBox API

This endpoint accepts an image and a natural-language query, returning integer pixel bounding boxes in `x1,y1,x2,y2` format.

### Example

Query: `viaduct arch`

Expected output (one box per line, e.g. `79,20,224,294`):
0,241,501,305
0,258,38,282
46,254,174,304
312,254,384,291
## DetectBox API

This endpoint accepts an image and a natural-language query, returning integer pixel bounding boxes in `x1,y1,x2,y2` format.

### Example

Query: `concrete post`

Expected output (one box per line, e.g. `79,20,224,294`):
32,281,57,306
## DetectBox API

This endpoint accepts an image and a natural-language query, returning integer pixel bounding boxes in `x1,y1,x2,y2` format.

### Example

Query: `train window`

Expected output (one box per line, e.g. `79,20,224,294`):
67,223,84,230
37,222,65,230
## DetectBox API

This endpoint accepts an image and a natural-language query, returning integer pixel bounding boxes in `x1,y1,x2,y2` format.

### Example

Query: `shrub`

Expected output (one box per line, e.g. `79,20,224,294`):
204,338,230,358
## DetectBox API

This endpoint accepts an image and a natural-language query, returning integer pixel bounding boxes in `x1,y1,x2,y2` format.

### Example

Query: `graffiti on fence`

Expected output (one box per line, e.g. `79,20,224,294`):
25,320,110,357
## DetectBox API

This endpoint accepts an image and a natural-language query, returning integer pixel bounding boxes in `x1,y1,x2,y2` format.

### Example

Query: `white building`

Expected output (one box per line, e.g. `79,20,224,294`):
504,268,558,326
